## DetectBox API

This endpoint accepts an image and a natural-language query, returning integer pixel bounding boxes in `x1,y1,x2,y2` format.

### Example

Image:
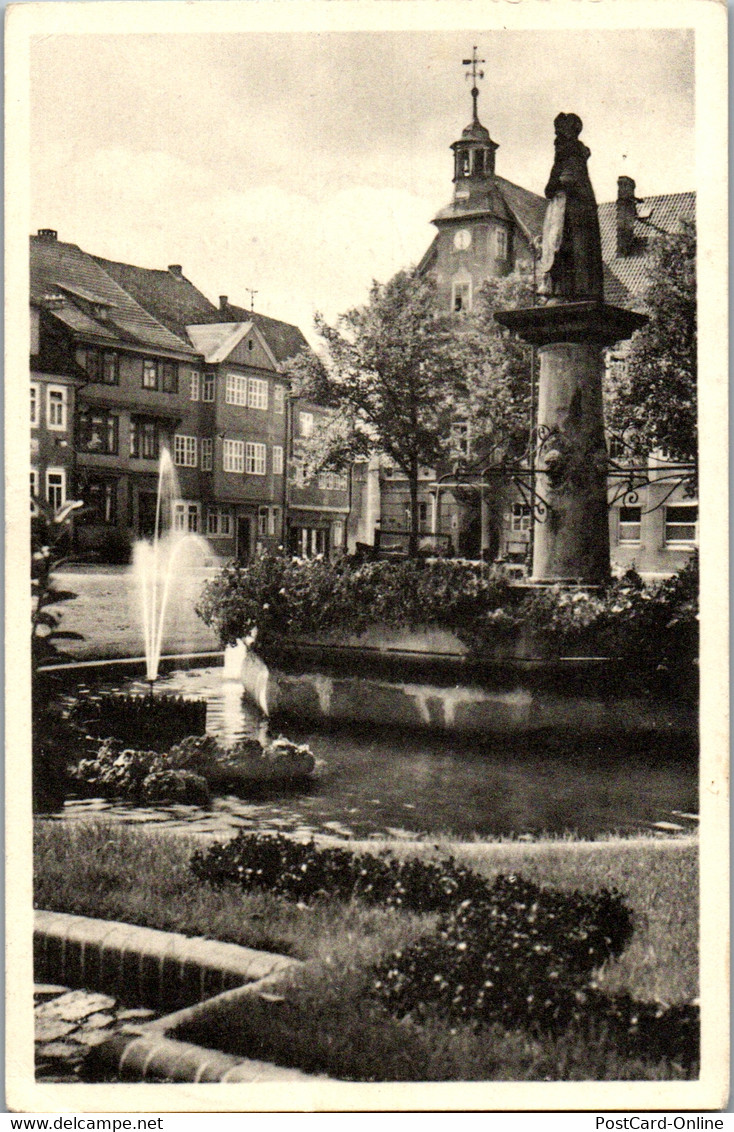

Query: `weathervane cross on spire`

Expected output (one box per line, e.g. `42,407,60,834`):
462,45,485,123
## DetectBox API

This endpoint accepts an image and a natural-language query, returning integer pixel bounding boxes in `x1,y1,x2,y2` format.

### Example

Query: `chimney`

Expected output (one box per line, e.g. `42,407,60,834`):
168,264,183,278
219,295,228,311
616,176,638,258
37,228,57,241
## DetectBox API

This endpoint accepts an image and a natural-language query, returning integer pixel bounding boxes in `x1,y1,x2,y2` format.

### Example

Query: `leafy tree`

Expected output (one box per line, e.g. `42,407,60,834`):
287,269,534,555
605,221,696,470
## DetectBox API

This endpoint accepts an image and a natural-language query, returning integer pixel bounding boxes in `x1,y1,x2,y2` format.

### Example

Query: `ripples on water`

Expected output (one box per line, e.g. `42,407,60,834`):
57,665,698,842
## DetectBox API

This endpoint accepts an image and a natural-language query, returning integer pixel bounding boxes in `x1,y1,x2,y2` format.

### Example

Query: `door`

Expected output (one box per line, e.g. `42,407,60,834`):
236,516,252,563
138,492,158,539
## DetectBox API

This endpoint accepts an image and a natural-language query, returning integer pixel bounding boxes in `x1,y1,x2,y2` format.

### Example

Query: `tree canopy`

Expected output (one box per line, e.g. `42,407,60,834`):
605,221,696,468
286,268,535,552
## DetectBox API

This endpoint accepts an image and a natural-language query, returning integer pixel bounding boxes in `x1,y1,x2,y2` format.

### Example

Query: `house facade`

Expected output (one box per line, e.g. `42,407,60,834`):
30,235,352,562
31,231,201,559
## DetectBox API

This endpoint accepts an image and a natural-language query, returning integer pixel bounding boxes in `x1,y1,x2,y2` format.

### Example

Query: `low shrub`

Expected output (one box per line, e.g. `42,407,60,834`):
191,834,698,1066
190,831,499,913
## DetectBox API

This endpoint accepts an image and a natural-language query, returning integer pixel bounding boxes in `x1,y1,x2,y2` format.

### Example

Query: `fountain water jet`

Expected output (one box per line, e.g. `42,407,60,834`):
132,448,210,684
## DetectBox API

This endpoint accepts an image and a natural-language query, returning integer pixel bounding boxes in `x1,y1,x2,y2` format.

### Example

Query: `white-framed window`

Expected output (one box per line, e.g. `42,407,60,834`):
202,373,215,402
248,377,268,410
664,503,698,545
451,420,471,458
273,385,285,414
142,358,158,390
31,468,39,512
272,445,284,475
223,439,244,473
495,226,508,259
173,501,200,533
173,434,198,468
332,520,344,548
46,385,67,431
201,438,213,471
46,467,66,511
246,442,267,475
31,383,39,427
258,506,269,537
451,281,471,314
190,371,200,401
511,503,532,533
618,505,642,543
206,507,232,537
269,506,281,537
225,373,248,406
299,411,314,438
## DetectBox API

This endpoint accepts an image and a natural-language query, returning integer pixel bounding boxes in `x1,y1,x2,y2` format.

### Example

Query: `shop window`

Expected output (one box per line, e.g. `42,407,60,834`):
206,508,232,537
173,501,200,533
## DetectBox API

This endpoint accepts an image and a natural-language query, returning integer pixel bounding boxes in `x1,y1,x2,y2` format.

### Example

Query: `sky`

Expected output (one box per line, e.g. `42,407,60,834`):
30,26,694,341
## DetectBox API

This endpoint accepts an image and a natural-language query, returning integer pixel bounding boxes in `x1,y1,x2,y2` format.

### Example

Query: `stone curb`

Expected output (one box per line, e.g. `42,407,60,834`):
86,1032,315,1084
35,910,300,1014
35,910,324,1084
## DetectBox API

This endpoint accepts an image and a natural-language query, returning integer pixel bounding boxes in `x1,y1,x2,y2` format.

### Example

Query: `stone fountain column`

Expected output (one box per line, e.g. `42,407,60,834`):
495,113,647,585
495,303,647,584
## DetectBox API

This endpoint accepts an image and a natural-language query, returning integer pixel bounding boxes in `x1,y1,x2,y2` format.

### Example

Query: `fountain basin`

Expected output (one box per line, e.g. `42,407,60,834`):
240,631,697,741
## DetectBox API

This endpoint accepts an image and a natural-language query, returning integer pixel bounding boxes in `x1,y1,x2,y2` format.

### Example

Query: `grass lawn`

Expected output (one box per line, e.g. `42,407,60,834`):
47,567,219,661
34,820,698,1081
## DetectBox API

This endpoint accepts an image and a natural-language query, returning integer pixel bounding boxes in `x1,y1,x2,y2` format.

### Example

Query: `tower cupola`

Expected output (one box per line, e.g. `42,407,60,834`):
451,47,498,184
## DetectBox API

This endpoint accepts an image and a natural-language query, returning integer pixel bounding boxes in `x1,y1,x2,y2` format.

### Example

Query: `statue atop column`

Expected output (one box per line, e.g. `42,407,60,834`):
537,113,604,303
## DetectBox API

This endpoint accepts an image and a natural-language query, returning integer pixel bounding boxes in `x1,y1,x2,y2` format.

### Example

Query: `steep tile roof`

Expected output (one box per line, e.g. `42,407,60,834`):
93,256,310,364
597,192,695,309
30,236,197,357
93,257,220,343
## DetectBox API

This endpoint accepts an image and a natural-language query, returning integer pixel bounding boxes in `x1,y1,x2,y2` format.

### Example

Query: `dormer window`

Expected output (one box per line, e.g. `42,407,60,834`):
91,302,109,320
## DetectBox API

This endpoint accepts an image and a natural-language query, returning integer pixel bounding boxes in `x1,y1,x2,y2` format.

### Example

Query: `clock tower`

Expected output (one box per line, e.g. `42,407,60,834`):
426,48,543,313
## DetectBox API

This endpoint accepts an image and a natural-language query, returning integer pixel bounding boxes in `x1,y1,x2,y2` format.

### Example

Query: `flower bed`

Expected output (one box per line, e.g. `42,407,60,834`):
197,554,698,697
191,833,698,1067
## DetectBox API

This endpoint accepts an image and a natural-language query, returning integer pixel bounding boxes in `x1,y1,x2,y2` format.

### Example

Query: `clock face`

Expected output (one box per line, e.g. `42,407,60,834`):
453,228,472,251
